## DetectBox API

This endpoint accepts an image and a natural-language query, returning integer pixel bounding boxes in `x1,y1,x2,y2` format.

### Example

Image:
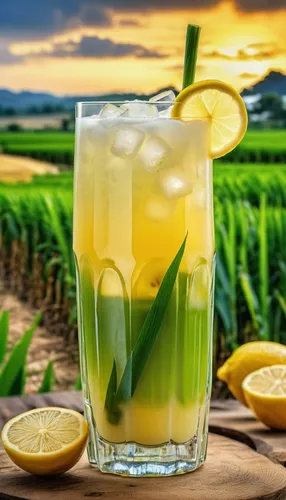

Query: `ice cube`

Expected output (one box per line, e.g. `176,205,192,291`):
158,107,172,118
100,103,127,128
160,167,193,199
149,90,175,112
120,101,158,119
100,103,126,119
139,136,172,172
111,126,145,158
145,194,176,222
150,90,176,103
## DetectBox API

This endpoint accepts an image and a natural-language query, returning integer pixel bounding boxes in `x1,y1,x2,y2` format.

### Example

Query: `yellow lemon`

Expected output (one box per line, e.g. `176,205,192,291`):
243,365,286,430
217,341,286,406
172,80,248,159
1,407,88,475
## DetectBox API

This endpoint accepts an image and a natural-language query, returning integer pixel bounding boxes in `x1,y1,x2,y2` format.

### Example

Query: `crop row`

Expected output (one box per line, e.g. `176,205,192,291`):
2,164,285,207
0,130,286,165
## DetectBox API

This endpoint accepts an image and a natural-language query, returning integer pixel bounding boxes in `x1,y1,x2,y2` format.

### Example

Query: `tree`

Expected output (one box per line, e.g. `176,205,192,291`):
6,123,23,132
4,107,16,116
255,93,284,120
61,118,70,131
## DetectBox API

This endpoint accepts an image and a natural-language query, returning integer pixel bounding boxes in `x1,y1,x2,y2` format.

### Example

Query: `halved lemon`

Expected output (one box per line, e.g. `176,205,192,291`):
1,407,88,475
172,80,248,159
217,341,286,406
242,365,286,430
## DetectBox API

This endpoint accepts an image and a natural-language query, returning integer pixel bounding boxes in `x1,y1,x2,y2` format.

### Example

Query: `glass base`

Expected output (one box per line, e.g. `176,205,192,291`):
83,398,209,477
87,432,206,477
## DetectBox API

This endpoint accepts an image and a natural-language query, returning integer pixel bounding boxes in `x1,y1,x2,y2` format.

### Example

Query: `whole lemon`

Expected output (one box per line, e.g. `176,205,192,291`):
217,341,286,406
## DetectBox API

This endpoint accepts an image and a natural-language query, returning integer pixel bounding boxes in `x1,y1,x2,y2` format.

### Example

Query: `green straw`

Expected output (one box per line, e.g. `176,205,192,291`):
182,24,201,89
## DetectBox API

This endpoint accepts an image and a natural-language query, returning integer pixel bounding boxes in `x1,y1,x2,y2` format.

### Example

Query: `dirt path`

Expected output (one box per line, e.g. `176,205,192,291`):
0,282,79,393
0,154,58,182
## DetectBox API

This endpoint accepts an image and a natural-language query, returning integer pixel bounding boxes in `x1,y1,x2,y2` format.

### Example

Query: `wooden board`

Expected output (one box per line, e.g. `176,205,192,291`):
1,433,286,500
1,393,286,500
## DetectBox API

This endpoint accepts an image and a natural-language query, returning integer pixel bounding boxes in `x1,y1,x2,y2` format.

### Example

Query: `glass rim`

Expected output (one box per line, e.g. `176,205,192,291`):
76,101,211,122
76,101,175,106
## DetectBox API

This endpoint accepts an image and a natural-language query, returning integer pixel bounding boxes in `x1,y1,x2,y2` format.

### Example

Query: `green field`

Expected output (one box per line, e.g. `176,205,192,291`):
0,163,285,370
0,125,285,384
1,129,286,165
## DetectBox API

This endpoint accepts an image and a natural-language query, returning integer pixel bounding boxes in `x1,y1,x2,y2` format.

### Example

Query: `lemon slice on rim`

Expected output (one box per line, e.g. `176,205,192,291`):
242,365,286,430
172,80,248,159
1,407,88,475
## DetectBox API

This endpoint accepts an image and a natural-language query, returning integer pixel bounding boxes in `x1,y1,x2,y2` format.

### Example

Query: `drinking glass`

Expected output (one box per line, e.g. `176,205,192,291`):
73,101,215,476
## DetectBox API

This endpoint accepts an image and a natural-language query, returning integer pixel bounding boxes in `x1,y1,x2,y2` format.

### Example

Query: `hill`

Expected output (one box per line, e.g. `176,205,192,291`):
242,71,286,97
0,71,285,114
0,87,178,114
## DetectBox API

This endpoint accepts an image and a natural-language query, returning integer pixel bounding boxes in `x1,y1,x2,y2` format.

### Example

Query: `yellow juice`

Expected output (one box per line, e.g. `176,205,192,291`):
74,110,214,448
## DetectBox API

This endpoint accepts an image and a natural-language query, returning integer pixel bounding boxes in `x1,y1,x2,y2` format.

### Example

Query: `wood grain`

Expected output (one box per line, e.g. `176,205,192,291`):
1,433,286,500
1,393,286,500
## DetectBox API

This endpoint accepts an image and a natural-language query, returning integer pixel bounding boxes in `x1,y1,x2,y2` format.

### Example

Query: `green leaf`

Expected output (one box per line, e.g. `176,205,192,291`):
276,290,286,318
215,290,232,333
0,311,9,366
73,373,82,390
38,360,55,393
105,360,121,425
259,194,269,339
8,367,26,396
240,272,264,335
0,312,42,397
106,233,187,423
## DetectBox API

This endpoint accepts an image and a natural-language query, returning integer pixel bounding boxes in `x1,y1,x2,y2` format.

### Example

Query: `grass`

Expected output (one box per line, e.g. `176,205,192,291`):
240,130,286,151
0,311,55,396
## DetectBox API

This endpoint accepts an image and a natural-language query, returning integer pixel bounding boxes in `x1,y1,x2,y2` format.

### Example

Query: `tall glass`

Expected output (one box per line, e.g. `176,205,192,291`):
73,101,215,477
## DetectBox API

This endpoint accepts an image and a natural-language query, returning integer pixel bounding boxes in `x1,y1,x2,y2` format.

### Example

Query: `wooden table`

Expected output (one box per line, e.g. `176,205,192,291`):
1,392,286,500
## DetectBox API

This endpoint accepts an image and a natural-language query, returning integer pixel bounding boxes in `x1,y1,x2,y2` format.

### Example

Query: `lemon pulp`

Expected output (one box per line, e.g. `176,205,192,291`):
1,407,88,475
243,365,286,430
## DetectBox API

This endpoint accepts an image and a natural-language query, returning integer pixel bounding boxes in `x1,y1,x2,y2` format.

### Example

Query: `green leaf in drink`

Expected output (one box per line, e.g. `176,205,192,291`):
105,233,188,424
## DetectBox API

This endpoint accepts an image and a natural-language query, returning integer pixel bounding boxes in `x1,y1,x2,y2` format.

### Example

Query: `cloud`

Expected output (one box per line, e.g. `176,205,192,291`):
35,36,168,59
247,42,276,50
0,44,23,65
166,63,205,71
0,0,223,39
106,0,220,8
204,46,285,61
0,2,111,38
119,19,141,26
239,72,259,78
1,0,285,42
67,4,112,29
235,0,286,11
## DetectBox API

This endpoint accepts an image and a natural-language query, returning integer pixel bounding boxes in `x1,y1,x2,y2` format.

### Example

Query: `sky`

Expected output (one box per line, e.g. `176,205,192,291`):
0,0,285,96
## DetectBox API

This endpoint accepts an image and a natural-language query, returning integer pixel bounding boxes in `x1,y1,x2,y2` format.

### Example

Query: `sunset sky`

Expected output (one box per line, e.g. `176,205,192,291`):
0,0,285,96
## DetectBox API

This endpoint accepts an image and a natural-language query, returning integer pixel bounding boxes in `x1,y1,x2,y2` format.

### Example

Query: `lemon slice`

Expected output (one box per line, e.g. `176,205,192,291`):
1,407,88,475
172,80,248,159
242,365,286,430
